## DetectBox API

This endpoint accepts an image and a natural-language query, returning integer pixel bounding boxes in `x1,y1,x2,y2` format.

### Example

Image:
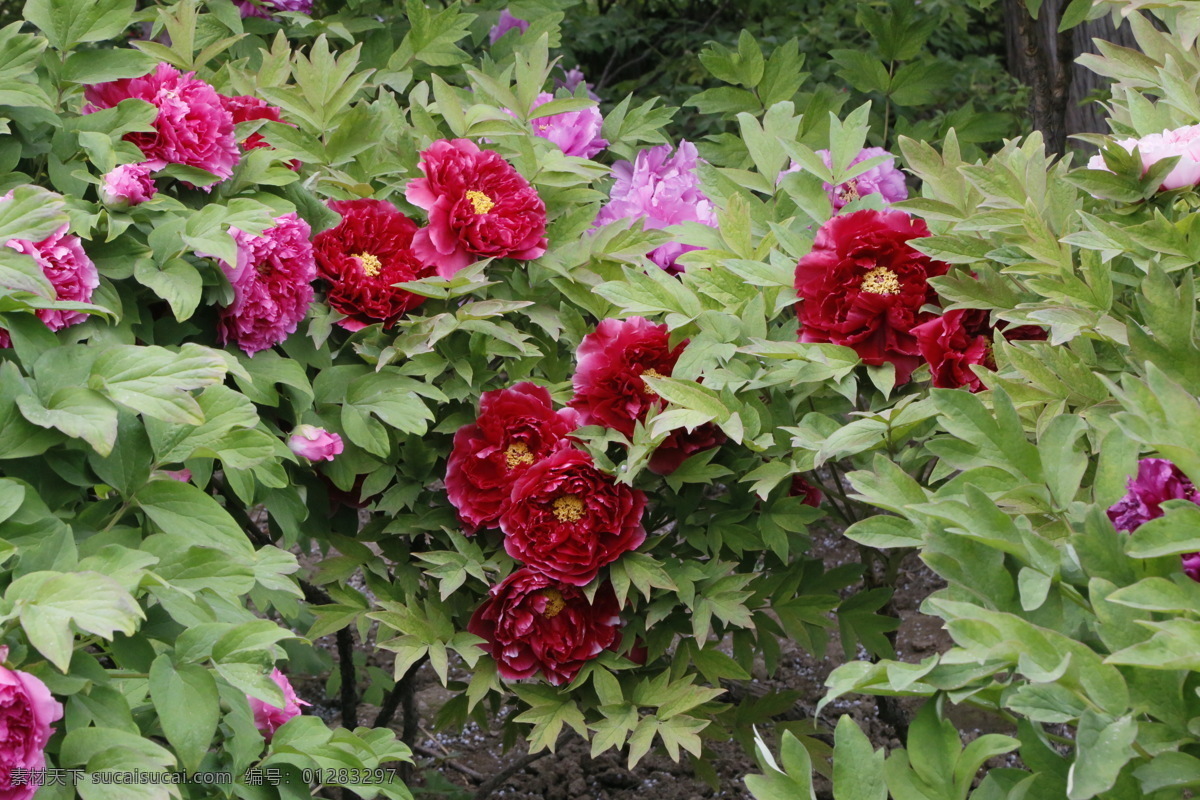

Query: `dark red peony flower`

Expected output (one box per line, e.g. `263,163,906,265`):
405,138,548,277
312,199,437,331
913,308,1047,392
648,423,726,475
500,448,646,586
467,568,623,686
794,209,950,384
789,475,823,508
445,383,581,533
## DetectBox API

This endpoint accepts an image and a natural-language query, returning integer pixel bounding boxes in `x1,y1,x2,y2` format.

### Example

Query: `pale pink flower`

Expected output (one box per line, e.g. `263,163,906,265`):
216,213,315,356
593,141,717,273
247,668,309,741
521,92,607,158
100,163,156,207
0,191,99,348
1088,124,1200,190
288,424,343,462
780,147,908,210
235,0,313,17
489,9,529,43
83,63,239,186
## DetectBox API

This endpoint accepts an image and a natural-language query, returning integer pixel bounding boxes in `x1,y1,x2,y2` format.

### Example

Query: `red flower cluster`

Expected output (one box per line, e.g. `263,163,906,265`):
445,383,580,532
406,138,548,277
468,569,623,686
794,209,949,384
313,199,437,331
570,316,725,475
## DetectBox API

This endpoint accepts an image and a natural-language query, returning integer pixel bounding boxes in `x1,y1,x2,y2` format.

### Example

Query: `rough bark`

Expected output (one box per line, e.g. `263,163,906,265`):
1004,0,1140,153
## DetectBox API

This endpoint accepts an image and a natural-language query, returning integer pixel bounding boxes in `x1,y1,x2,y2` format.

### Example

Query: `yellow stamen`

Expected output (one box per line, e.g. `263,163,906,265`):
504,442,535,470
551,495,585,523
841,181,860,202
540,588,566,619
860,266,900,295
641,368,664,396
355,252,382,277
465,190,495,214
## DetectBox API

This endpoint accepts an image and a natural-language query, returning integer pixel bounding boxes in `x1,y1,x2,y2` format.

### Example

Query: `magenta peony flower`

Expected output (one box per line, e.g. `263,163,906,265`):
160,468,192,482
593,141,717,274
515,92,606,158
556,67,600,102
288,424,343,462
0,191,99,348
100,163,156,207
1088,124,1200,191
215,213,315,356
235,0,313,17
1108,457,1200,583
489,9,529,43
0,660,63,800
780,147,908,210
83,63,239,186
247,668,309,741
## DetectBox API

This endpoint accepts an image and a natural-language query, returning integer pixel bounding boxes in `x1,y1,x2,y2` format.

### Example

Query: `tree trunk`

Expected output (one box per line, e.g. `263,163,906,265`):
1004,0,1140,153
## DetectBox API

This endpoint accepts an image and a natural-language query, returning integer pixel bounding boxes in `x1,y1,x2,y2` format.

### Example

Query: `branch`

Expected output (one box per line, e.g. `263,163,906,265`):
337,626,359,730
373,653,430,729
472,746,558,800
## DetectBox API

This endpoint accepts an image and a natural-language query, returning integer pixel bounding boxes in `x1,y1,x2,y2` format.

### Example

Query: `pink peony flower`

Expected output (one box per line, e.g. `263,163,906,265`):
489,9,529,43
556,67,600,102
1087,124,1200,191
215,212,315,356
0,656,64,800
247,668,309,741
235,0,313,17
288,424,343,462
84,63,239,186
100,163,156,207
161,469,192,482
780,147,908,210
1108,457,1200,583
593,141,717,273
0,191,99,348
520,92,607,159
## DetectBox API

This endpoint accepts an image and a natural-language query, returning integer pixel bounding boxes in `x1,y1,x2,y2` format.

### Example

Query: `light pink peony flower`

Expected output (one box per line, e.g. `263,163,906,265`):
0,191,99,348
235,0,313,17
0,660,64,800
780,147,908,210
288,424,343,462
489,9,529,43
1088,124,1200,191
215,213,315,356
593,141,717,274
519,93,607,158
247,668,309,741
160,468,192,482
556,67,600,102
83,63,239,186
100,163,156,207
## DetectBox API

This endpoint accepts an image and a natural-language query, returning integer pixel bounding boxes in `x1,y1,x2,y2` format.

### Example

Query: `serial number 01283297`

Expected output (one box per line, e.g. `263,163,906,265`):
302,768,398,785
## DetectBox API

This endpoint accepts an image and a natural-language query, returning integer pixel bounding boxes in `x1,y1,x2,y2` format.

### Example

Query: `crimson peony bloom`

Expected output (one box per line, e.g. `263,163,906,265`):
247,668,309,741
405,138,548,277
220,94,289,153
0,659,63,800
0,192,99,348
446,383,580,533
100,163,156,207
288,424,343,462
1108,458,1200,582
789,475,823,508
468,568,623,686
84,63,239,185
216,212,316,356
312,199,436,331
793,209,949,385
913,308,1047,392
647,424,726,475
500,448,646,586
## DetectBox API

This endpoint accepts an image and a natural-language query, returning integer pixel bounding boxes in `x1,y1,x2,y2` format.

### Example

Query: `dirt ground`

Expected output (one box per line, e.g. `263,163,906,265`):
301,523,971,800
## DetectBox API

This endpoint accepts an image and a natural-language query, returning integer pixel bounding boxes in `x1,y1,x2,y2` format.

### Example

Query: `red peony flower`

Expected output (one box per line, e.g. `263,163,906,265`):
789,475,823,508
500,448,646,586
405,138,547,277
220,94,288,152
793,209,949,384
84,63,239,185
648,423,726,475
312,199,437,331
446,383,581,533
913,308,1047,392
467,568,623,686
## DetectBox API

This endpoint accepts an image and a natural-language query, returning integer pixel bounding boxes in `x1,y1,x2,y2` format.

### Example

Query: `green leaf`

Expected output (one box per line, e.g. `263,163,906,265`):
90,344,226,424
61,49,158,83
134,480,255,557
15,387,118,456
1124,501,1200,558
1067,712,1137,800
833,715,885,800
148,655,219,773
22,0,136,50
